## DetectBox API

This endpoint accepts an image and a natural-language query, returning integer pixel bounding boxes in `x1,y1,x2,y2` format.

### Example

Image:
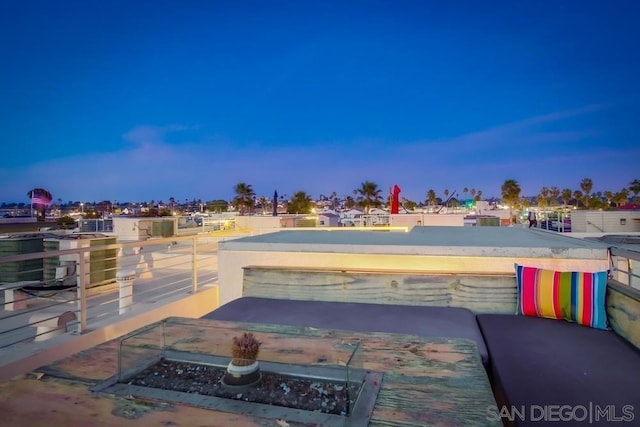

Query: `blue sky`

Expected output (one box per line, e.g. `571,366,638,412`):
1,0,638,205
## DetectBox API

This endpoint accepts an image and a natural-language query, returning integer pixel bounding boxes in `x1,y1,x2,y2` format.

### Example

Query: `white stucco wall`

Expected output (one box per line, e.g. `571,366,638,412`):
571,210,640,233
234,215,313,234
390,214,465,227
217,227,610,305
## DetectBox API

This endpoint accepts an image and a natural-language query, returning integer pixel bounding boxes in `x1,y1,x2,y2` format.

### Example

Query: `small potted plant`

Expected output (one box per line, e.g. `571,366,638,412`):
223,332,262,387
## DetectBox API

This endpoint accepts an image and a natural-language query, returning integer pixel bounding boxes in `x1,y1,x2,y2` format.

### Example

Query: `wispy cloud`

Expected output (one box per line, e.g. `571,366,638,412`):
399,104,606,155
511,104,605,127
0,106,634,204
122,124,200,146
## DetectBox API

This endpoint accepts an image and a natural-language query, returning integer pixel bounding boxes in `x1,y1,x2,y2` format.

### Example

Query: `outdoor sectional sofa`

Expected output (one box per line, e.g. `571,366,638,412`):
202,267,640,426
477,313,640,426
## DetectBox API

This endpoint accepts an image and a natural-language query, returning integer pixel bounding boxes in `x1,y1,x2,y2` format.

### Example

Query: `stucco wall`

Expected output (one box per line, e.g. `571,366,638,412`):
217,228,610,306
391,214,465,227
571,210,640,233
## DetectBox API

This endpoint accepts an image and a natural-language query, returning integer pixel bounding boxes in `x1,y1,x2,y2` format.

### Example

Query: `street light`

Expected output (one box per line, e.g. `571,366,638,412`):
80,202,84,213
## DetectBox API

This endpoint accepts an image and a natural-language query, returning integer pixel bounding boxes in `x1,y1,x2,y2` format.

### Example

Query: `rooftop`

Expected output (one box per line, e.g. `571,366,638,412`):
221,226,609,259
1,225,638,426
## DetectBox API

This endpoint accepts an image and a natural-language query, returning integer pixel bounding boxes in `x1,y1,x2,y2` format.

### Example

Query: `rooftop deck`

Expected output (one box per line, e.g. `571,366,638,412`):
1,225,638,426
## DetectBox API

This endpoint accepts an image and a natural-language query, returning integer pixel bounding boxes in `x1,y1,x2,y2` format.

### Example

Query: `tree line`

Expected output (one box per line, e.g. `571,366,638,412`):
17,178,639,219
501,178,640,211
231,181,387,215
233,178,640,216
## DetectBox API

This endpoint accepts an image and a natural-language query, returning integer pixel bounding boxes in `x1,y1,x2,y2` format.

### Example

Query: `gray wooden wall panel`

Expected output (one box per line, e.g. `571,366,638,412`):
243,267,518,314
607,281,640,351
243,267,640,351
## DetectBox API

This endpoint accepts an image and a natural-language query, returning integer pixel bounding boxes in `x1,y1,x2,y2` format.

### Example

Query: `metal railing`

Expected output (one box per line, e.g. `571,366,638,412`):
532,211,572,232
0,231,242,352
610,246,640,290
2,227,638,354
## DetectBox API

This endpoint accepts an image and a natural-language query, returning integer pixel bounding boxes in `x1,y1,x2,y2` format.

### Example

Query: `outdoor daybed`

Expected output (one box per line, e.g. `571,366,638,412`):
203,265,640,426
475,264,640,426
477,313,640,426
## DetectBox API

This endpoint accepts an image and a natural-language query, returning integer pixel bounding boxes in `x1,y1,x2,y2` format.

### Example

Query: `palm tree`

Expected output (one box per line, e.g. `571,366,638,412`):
537,187,550,210
232,182,256,215
426,189,437,206
573,191,583,208
561,188,572,207
549,187,560,207
258,196,269,214
344,196,356,210
501,179,521,223
355,181,383,213
402,197,417,211
580,178,593,208
613,189,629,207
604,191,613,207
629,179,640,202
286,191,314,214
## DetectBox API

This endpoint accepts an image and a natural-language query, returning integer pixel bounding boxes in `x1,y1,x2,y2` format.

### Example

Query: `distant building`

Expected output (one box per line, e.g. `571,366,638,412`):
368,208,388,215
339,209,364,227
570,210,640,233
318,213,340,227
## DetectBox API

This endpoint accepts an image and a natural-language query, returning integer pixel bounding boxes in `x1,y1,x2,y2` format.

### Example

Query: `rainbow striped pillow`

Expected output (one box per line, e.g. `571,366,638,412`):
515,264,608,330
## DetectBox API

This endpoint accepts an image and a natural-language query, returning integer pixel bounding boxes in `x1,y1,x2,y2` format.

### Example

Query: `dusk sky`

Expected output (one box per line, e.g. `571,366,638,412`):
1,0,639,205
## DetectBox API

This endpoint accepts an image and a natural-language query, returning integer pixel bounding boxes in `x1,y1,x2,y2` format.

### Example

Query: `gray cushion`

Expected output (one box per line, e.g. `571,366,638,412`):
477,314,640,426
202,296,489,367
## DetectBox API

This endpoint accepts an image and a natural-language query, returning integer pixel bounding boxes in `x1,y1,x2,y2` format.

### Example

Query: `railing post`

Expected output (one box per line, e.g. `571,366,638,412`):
192,236,198,293
116,270,135,314
76,251,88,334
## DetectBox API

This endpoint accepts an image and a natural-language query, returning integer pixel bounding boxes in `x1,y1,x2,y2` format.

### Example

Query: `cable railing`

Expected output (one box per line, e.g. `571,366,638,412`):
2,227,638,357
0,232,235,353
610,246,640,290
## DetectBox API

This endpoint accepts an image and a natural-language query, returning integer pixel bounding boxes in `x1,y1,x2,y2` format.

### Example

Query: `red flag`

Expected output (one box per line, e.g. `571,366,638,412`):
390,185,401,214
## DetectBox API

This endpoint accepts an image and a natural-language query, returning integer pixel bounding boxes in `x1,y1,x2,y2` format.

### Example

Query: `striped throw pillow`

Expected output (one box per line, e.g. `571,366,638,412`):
515,264,608,330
